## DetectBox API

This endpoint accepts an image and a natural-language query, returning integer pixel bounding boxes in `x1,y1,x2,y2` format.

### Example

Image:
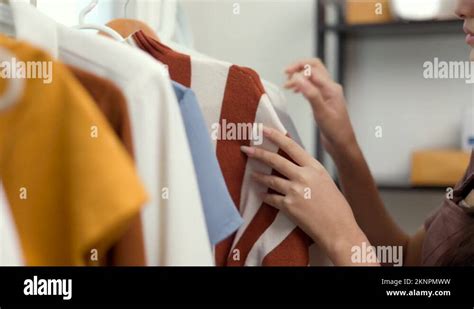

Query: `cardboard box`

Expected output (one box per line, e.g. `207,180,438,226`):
410,150,471,187
345,0,394,25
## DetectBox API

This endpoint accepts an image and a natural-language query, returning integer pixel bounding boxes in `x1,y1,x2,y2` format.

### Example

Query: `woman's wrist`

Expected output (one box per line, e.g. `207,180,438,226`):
324,223,378,266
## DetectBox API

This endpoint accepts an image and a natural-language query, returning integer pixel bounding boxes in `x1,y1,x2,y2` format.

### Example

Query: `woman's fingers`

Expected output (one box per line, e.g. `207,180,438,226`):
285,58,333,91
262,127,315,167
288,75,326,112
285,58,330,76
261,193,286,210
252,172,291,194
285,69,334,94
296,77,324,102
241,145,301,180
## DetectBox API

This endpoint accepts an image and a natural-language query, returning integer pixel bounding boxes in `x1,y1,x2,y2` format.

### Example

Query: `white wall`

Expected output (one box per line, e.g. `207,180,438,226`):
180,0,317,154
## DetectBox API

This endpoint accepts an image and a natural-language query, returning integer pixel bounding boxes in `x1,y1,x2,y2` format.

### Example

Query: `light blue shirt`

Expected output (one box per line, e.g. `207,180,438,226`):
172,82,243,245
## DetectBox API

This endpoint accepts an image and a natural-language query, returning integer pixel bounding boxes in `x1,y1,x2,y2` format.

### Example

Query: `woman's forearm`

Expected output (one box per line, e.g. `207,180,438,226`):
326,224,380,266
283,58,411,261
332,143,409,249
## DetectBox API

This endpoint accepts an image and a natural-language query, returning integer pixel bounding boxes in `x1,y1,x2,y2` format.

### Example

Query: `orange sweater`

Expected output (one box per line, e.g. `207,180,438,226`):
0,36,147,266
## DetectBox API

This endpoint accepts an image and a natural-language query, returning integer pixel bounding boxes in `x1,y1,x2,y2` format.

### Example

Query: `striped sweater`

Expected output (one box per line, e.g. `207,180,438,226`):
130,31,313,266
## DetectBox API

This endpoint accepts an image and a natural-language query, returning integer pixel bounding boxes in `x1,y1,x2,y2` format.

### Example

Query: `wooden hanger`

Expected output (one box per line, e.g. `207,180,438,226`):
105,18,159,41
102,0,159,41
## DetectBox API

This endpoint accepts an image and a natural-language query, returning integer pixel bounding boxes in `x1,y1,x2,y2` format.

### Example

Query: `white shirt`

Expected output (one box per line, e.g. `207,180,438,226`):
9,3,213,266
0,183,23,266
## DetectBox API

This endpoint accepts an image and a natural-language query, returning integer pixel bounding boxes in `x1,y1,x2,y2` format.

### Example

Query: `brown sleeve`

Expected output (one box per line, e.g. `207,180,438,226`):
68,65,146,266
67,65,135,156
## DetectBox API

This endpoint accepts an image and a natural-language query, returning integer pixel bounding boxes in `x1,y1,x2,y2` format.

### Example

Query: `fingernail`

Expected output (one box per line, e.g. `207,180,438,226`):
263,127,272,137
241,146,255,155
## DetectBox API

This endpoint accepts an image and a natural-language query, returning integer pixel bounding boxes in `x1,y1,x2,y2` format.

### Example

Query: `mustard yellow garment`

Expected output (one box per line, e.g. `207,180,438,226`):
0,36,147,266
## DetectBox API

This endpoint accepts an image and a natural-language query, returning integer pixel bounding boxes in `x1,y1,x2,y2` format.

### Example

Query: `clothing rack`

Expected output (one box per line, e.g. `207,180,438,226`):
0,2,312,268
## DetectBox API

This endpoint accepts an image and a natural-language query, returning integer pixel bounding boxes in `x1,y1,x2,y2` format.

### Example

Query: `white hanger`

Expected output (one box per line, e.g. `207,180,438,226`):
124,0,130,18
0,47,25,111
73,0,124,42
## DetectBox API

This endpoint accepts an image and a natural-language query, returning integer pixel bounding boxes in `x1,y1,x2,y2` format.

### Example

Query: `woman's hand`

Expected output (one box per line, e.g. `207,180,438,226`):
284,58,357,159
284,60,410,262
241,127,376,266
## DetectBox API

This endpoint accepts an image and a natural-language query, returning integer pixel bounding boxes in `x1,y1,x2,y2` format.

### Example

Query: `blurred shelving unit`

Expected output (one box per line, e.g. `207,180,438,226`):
323,19,462,36
315,0,464,190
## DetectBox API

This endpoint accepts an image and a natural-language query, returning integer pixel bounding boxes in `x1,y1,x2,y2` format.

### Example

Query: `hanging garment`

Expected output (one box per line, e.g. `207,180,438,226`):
263,81,304,147
68,66,135,157
0,35,148,266
151,36,304,147
172,82,243,245
130,30,313,266
7,3,213,266
0,183,23,266
68,65,146,266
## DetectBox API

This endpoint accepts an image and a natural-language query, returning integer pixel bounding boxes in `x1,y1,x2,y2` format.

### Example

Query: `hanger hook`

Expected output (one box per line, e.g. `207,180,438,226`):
78,0,99,25
124,0,130,18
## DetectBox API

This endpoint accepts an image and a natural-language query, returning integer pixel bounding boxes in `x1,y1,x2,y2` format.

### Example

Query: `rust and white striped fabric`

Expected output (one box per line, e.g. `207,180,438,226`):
130,30,313,266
